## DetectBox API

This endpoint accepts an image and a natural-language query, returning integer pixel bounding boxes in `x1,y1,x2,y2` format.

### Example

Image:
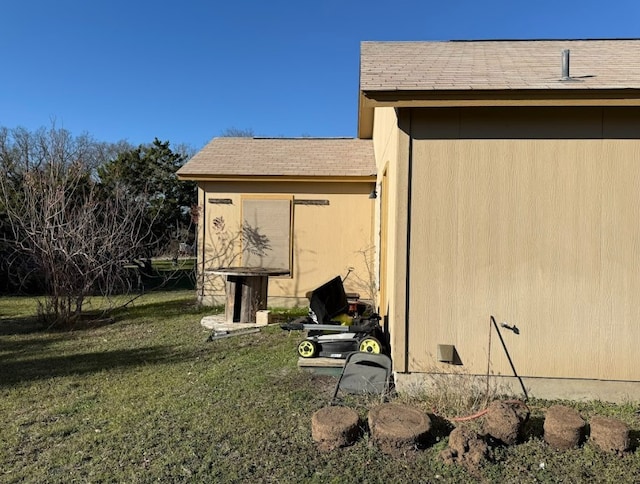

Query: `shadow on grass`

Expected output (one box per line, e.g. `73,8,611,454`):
523,416,546,440
0,334,69,356
629,429,640,452
113,297,214,323
0,345,188,387
0,312,121,336
0,295,211,336
0,315,48,336
427,413,455,444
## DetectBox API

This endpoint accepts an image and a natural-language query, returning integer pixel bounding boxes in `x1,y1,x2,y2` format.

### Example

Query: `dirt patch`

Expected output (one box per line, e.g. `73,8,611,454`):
311,405,360,451
440,426,489,476
309,374,337,400
368,403,431,456
482,400,529,445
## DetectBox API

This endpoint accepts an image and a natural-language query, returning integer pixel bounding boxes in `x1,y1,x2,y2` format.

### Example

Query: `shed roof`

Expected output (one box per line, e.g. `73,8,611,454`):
360,39,640,92
177,137,376,180
359,39,640,138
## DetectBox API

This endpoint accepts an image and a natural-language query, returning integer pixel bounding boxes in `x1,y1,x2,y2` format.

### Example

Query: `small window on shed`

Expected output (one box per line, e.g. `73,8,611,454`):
241,197,292,271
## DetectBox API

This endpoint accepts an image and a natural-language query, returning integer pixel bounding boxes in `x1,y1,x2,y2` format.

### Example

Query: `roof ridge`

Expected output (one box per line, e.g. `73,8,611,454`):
362,38,640,44
449,38,640,42
250,137,358,140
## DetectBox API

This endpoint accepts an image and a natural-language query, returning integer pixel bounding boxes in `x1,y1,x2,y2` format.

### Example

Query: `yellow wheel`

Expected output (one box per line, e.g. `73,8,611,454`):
359,337,382,354
298,340,318,358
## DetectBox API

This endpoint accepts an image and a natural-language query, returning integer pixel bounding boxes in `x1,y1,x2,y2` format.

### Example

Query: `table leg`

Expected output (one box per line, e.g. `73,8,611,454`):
225,275,269,323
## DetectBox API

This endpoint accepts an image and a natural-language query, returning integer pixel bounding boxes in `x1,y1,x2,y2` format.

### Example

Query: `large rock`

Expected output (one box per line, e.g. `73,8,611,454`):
368,403,431,456
543,405,586,450
311,406,360,451
589,416,630,454
482,400,529,445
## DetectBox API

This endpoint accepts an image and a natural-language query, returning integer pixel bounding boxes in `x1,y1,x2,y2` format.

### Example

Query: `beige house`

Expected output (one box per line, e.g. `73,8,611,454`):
361,39,640,401
181,39,640,401
177,137,377,307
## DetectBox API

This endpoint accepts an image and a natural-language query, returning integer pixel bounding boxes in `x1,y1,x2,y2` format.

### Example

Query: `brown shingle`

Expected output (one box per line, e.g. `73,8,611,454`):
361,39,640,92
177,138,376,178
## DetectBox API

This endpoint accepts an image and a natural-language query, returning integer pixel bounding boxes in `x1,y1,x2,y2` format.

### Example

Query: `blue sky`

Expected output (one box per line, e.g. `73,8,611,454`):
1,0,639,150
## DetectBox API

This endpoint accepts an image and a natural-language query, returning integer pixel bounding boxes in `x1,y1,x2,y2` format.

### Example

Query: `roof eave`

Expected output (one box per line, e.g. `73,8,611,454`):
177,174,377,183
358,91,376,139
357,88,640,138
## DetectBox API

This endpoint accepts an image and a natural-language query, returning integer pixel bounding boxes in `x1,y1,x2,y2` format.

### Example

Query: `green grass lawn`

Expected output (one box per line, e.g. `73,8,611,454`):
1,291,639,483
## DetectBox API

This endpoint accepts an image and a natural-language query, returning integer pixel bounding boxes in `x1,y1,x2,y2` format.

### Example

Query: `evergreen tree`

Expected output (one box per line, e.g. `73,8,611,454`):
98,138,196,255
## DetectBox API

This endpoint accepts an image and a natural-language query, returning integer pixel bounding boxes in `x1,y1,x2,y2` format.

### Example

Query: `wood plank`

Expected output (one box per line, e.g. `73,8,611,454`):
297,357,345,368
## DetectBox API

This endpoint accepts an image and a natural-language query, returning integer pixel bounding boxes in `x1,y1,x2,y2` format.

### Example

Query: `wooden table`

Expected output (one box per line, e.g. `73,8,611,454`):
206,267,290,324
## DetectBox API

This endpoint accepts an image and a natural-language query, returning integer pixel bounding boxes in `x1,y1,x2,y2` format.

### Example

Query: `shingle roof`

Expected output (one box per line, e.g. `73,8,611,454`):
361,39,640,92
177,138,376,179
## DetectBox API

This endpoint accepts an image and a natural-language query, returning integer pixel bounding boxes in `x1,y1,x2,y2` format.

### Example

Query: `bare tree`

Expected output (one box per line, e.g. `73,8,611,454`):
220,127,254,137
0,125,152,327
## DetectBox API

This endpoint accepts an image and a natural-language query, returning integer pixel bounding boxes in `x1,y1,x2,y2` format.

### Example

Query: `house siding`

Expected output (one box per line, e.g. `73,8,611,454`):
371,107,407,368
394,106,640,398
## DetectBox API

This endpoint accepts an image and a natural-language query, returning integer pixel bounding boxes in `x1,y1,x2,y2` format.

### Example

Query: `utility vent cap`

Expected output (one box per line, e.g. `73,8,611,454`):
562,49,571,80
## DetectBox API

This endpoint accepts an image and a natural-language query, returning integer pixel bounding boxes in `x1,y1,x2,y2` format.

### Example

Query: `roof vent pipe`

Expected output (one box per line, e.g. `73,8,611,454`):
562,49,571,80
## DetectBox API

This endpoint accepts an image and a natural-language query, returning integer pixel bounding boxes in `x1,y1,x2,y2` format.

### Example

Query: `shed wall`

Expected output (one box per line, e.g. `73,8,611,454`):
197,181,375,307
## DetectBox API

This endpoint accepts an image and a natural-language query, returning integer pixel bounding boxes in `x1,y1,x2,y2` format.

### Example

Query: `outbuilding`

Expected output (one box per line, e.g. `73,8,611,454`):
177,137,377,307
